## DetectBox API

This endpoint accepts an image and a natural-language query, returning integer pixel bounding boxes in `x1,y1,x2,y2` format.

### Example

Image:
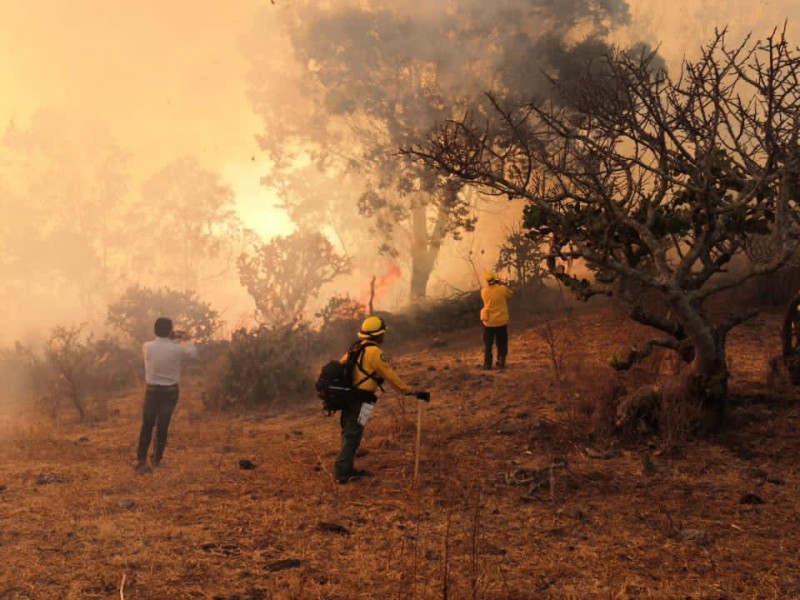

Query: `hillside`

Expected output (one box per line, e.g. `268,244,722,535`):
1,306,799,599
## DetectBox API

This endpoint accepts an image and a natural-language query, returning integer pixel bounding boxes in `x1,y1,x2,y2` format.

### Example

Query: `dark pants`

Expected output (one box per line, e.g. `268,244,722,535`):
483,325,508,367
334,391,376,480
137,384,179,465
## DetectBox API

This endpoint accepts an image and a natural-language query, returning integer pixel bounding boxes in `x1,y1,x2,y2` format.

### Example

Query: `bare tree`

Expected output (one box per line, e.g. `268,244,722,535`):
406,28,800,425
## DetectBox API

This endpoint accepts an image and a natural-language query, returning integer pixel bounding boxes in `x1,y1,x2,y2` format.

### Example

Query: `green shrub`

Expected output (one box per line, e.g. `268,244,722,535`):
202,324,319,411
107,285,220,345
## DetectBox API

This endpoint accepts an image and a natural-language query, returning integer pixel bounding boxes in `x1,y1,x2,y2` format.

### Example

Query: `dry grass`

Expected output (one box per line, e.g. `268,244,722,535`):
1,307,799,599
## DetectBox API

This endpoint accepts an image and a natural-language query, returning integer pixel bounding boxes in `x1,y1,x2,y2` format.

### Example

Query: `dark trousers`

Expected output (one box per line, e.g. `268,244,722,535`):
483,325,508,366
334,391,376,479
137,384,179,464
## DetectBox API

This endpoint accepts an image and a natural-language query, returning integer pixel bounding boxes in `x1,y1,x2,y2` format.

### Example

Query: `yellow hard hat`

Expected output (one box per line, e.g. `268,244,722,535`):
483,271,497,282
358,315,387,339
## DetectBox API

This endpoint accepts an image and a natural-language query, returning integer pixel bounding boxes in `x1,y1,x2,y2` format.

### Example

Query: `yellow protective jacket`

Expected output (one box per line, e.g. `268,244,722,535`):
480,283,513,327
341,341,411,395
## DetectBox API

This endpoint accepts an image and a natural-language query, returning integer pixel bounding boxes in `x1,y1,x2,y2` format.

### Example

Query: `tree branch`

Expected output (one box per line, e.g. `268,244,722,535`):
719,308,759,336
629,306,686,340
611,337,685,371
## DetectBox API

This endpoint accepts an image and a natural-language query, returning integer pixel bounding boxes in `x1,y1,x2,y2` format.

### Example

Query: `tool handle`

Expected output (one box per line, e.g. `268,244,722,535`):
414,401,422,480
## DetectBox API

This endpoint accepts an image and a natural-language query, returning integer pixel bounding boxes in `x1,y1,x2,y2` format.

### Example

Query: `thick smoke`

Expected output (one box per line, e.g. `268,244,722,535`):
244,0,642,303
0,0,798,353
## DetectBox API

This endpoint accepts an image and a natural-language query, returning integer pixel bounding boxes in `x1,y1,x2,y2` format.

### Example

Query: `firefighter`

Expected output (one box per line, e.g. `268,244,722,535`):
480,271,513,370
334,315,419,484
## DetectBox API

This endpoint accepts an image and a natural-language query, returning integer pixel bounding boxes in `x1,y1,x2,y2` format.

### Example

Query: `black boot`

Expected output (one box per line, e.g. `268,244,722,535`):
483,351,493,370
497,356,506,369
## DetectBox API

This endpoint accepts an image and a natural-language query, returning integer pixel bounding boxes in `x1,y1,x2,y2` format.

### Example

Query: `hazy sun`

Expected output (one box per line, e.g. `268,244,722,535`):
225,163,296,241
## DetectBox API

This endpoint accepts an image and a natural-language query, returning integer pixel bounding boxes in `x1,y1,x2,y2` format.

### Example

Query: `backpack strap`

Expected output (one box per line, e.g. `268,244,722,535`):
350,340,385,392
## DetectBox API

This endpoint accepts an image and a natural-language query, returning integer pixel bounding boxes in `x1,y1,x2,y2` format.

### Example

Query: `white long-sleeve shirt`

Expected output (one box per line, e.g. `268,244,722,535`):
143,337,198,385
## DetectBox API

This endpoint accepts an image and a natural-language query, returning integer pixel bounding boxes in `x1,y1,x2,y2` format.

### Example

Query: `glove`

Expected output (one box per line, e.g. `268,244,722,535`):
414,391,431,402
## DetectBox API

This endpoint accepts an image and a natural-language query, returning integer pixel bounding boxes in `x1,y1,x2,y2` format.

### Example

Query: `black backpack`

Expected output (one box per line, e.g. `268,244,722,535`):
315,340,378,414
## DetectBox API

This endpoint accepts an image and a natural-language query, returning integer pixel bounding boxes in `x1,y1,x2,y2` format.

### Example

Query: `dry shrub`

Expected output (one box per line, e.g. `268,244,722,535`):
315,294,364,338
534,317,571,385
567,389,596,423
550,318,704,443
561,365,625,440
381,397,415,442
0,327,137,422
44,325,93,419
766,354,799,397
591,371,626,436
375,292,483,343
534,315,577,430
658,371,704,446
35,393,62,422
627,345,683,389
7,416,64,453
533,314,627,441
613,347,705,443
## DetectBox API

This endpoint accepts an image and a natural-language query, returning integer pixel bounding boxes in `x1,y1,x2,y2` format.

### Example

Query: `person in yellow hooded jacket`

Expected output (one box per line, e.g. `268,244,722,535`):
480,271,513,369
334,315,420,484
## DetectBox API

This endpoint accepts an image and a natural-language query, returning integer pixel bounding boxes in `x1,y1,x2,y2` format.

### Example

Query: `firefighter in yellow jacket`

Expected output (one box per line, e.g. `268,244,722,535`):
334,315,417,484
480,271,513,369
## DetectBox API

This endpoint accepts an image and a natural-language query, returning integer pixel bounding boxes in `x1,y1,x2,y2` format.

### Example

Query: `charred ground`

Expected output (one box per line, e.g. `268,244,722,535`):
0,304,798,599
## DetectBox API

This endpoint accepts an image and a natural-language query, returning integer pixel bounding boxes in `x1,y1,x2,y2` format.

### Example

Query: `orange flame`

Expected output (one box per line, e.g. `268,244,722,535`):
359,262,402,309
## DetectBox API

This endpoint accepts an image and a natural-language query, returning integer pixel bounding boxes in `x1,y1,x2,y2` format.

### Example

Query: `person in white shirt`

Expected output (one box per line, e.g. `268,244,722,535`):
135,317,197,473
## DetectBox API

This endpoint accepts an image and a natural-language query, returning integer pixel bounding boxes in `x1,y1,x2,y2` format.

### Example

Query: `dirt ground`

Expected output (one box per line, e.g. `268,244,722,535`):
1,305,799,599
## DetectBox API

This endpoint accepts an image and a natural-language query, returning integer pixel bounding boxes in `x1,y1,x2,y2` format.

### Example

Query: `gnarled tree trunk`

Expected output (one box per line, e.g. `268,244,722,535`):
669,297,729,430
616,296,733,433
